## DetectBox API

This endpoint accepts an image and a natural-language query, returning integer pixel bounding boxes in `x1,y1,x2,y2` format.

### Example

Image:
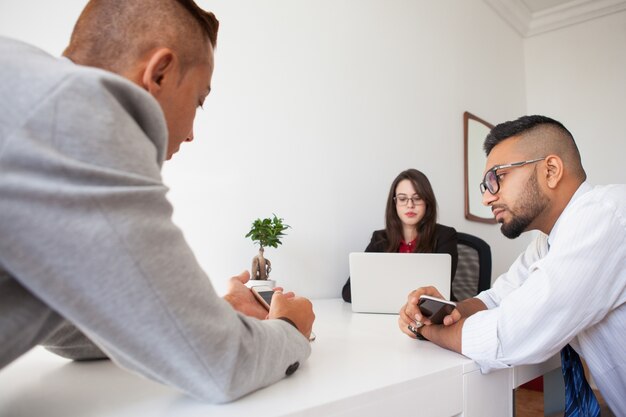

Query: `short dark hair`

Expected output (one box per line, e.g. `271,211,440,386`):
483,115,586,181
483,115,573,155
64,0,219,74
175,0,219,48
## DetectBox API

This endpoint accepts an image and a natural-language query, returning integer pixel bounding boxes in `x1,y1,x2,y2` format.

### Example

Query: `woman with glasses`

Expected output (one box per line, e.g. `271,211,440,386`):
342,169,458,302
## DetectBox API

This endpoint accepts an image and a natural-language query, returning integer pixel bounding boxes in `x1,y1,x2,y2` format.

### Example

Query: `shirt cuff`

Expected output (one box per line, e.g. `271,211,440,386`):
462,309,511,373
475,291,498,309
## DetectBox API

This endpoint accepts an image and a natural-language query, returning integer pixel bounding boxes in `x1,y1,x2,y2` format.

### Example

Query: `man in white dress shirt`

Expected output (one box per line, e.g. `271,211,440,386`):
399,115,625,415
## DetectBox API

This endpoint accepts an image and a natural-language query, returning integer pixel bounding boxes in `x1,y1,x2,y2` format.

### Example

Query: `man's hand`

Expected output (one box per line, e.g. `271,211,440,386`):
268,292,315,340
398,286,488,352
223,271,268,319
398,286,461,339
223,271,295,319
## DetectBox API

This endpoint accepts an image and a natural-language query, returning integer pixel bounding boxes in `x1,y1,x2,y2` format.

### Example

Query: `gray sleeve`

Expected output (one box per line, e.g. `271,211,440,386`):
41,320,108,361
0,58,310,403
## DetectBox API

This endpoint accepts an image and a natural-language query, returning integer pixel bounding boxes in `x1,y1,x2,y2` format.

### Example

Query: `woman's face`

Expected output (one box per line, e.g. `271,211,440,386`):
395,179,426,230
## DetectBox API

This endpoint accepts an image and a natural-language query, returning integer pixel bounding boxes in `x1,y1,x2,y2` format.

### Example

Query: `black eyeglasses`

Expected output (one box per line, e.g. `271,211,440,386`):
394,194,423,206
479,157,546,195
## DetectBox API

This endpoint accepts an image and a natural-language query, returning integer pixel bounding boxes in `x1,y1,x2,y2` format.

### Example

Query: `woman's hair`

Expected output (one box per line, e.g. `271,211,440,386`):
384,169,438,253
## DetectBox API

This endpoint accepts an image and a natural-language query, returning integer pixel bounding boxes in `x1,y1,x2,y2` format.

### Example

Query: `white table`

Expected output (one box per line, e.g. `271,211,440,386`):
0,299,559,417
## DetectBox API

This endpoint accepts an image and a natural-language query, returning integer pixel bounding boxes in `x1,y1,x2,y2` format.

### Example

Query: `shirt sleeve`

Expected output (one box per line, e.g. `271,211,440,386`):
475,233,548,309
0,69,311,402
463,192,625,372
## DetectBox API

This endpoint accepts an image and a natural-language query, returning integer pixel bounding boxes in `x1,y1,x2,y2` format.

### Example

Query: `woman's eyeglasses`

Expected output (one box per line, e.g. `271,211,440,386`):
394,194,423,206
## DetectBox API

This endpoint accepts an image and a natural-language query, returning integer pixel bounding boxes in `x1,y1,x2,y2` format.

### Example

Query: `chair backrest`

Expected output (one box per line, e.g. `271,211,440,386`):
452,232,492,300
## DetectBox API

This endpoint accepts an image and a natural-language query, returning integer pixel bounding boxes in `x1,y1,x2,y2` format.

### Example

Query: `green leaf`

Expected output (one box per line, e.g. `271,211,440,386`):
245,214,291,248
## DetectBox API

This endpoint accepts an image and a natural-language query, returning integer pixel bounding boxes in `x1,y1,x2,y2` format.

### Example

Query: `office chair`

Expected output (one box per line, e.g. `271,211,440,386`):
452,232,492,300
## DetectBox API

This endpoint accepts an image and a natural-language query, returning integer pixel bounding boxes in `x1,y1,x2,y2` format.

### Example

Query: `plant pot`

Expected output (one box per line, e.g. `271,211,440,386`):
246,279,276,289
251,247,273,280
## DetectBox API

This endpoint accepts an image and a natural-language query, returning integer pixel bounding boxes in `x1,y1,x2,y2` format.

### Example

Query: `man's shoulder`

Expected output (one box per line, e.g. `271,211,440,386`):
589,184,626,200
578,184,626,217
1,37,67,105
0,36,48,64
0,37,167,164
552,183,626,245
1,37,86,94
0,37,155,110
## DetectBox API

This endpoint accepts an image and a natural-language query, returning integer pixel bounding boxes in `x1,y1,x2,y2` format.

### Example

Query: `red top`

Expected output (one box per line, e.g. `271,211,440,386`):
398,238,418,253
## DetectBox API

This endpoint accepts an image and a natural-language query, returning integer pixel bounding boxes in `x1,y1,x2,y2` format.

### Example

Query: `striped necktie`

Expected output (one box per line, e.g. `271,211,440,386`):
561,344,601,417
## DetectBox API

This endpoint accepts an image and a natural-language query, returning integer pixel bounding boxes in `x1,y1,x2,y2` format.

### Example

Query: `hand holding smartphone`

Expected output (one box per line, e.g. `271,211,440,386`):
251,285,274,311
251,285,316,341
418,295,456,325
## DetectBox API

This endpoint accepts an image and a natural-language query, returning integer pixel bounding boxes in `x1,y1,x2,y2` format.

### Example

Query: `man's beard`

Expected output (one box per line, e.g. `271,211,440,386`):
499,170,549,239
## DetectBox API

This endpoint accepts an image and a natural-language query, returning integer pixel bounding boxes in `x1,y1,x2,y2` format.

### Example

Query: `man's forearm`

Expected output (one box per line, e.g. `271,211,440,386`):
421,318,465,353
419,298,486,354
456,297,487,318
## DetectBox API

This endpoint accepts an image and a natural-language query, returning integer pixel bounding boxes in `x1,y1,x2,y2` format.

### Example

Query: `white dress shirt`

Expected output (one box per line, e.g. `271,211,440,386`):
462,182,626,415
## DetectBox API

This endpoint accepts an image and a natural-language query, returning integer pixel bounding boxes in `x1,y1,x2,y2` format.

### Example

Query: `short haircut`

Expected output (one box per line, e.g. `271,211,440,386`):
484,115,586,181
64,0,219,75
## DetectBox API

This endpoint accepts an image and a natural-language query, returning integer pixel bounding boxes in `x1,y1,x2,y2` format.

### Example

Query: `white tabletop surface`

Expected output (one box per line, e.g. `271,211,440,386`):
0,298,479,417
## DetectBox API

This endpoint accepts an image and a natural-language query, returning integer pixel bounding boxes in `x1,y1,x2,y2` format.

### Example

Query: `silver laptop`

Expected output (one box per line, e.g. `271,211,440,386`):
349,252,451,314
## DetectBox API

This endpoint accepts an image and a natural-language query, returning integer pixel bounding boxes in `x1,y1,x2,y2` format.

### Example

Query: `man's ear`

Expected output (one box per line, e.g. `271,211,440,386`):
141,48,176,96
544,155,564,189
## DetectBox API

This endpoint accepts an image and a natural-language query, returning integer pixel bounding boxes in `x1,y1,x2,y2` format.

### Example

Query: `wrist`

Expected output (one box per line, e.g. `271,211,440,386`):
223,293,237,308
277,316,297,329
456,298,487,318
424,320,464,353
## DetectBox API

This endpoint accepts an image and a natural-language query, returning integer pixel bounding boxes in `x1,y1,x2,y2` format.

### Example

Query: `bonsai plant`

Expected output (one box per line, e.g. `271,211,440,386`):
245,214,290,282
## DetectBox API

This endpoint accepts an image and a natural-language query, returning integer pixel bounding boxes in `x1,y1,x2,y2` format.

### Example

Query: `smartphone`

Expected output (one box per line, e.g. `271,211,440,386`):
418,295,456,325
251,285,274,311
251,285,317,342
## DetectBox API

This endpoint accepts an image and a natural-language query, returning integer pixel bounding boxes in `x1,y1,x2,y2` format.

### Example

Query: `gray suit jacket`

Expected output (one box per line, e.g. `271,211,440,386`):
0,37,310,403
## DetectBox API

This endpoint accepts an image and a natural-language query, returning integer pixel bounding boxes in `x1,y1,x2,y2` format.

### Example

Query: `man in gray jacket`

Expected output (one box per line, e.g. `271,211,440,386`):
0,0,314,403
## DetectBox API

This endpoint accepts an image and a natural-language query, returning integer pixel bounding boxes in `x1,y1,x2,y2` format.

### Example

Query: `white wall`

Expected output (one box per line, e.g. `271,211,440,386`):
1,0,533,298
524,10,626,186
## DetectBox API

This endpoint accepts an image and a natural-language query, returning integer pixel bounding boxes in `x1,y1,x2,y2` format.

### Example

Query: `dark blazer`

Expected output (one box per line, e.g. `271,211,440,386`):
342,223,459,302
